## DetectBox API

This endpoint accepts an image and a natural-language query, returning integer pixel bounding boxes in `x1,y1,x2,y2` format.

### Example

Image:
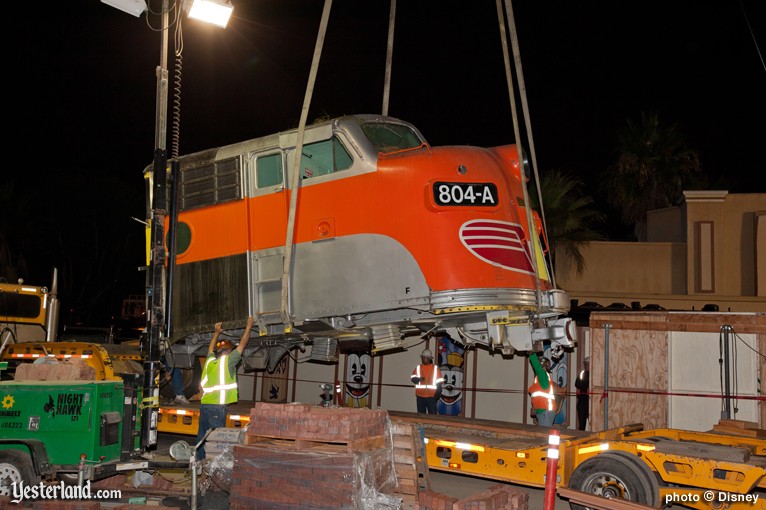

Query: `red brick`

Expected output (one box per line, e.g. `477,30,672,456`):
32,502,101,510
419,490,459,510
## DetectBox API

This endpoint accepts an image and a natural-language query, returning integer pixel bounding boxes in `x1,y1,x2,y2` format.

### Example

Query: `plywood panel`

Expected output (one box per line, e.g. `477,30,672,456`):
589,312,765,431
760,332,765,428
589,322,668,431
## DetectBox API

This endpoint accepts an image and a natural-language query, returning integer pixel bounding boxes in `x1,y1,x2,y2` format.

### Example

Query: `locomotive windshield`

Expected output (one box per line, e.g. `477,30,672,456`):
362,122,423,154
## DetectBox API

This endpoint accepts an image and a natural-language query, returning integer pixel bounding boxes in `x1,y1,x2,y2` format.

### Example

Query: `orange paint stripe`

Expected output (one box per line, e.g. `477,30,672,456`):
169,145,550,292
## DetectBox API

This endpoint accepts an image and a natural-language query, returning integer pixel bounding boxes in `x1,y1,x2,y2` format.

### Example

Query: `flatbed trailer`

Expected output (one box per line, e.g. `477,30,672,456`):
156,400,252,435
389,411,766,510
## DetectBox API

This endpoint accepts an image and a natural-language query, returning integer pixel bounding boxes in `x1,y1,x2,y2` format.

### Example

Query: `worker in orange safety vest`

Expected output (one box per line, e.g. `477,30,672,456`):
410,349,443,414
528,354,560,427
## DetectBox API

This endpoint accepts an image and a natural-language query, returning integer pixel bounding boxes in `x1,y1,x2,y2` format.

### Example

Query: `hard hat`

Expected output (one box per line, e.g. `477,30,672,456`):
420,349,433,360
215,339,234,351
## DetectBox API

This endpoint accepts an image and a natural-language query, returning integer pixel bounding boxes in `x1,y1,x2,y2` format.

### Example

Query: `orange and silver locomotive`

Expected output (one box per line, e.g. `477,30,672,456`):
151,115,574,370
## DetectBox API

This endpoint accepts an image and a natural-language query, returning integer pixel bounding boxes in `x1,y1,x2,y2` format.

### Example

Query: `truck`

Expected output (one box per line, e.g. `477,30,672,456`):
0,275,188,498
0,272,59,347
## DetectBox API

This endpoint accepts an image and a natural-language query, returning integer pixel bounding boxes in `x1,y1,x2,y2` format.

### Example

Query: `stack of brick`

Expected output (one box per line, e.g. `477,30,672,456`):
230,403,397,509
15,360,95,381
419,484,529,510
30,502,101,510
418,490,459,510
389,420,430,509
245,403,389,450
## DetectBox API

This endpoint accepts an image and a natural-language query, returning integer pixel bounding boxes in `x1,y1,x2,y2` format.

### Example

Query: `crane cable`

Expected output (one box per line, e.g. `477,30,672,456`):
280,0,334,329
381,0,397,116
495,0,546,315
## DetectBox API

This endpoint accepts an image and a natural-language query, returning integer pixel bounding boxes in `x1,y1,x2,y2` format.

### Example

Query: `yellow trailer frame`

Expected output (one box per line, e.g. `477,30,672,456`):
157,402,252,435
390,412,765,510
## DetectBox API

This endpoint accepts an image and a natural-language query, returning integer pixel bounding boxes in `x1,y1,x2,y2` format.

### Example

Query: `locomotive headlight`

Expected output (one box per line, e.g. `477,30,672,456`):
457,165,467,175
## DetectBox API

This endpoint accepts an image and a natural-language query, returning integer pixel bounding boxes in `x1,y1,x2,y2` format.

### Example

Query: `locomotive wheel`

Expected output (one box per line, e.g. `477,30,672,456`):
568,451,658,509
0,450,39,496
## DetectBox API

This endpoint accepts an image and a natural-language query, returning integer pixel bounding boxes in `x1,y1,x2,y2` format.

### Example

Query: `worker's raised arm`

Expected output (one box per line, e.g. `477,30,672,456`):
237,316,254,354
529,354,550,389
208,322,223,353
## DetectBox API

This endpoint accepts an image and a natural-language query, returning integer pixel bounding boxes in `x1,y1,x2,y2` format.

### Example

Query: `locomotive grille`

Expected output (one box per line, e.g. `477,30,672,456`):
178,156,241,211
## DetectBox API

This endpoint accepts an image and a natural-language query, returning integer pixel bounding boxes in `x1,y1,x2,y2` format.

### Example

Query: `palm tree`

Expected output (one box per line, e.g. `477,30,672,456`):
601,111,702,241
531,169,605,276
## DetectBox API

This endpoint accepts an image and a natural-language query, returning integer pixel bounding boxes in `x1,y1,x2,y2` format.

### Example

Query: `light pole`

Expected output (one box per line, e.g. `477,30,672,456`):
142,0,170,451
102,0,233,450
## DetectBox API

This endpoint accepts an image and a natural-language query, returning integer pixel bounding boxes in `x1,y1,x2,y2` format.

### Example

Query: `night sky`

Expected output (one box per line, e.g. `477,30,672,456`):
6,0,765,324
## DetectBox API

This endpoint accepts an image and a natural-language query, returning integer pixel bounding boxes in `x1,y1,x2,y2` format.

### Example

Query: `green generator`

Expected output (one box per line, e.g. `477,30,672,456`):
0,374,147,492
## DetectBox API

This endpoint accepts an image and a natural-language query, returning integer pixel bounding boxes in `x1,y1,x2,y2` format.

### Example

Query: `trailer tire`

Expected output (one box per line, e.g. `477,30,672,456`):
160,360,202,402
568,451,657,510
0,450,39,496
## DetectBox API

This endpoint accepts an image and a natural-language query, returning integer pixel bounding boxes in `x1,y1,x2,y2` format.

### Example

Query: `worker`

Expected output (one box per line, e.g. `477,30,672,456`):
410,349,443,414
528,354,559,427
162,358,190,405
196,317,253,460
575,356,590,430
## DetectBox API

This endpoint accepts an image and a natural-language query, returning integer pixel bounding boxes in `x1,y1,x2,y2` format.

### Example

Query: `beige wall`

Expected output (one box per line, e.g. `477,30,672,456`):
684,191,764,298
556,191,766,314
557,242,686,295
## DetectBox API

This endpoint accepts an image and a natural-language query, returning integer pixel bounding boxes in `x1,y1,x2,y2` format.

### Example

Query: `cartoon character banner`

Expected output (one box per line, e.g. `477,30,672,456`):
437,335,465,416
261,356,288,403
344,351,371,408
544,344,569,426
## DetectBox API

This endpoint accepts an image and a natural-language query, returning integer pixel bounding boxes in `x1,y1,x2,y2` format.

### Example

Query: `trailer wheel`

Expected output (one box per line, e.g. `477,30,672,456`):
160,360,202,402
0,450,39,496
568,451,658,509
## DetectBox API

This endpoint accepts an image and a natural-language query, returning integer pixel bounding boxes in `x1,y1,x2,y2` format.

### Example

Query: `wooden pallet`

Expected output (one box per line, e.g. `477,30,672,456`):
711,419,766,439
390,419,431,507
243,432,387,453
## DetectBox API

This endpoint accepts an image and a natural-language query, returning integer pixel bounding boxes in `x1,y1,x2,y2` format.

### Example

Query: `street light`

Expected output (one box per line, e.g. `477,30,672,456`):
102,0,233,451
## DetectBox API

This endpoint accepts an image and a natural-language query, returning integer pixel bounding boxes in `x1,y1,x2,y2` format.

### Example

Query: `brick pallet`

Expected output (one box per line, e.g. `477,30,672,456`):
390,420,431,509
231,403,397,509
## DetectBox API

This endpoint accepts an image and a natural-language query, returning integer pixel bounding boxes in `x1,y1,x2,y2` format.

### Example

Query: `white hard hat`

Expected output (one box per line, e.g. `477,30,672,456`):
420,349,433,360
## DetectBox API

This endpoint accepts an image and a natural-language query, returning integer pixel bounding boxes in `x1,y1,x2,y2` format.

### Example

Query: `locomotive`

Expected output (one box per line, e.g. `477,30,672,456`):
150,114,574,371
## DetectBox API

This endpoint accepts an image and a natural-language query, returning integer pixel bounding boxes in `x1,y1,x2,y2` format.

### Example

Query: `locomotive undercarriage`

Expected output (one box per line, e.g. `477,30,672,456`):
168,288,575,373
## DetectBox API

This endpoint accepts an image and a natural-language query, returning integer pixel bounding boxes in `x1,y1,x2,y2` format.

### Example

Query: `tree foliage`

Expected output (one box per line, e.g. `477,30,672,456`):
601,111,702,240
530,169,605,275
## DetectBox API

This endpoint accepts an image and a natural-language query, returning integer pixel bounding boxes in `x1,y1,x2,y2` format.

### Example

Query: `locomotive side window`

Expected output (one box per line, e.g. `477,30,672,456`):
293,137,353,179
256,153,283,188
362,122,422,153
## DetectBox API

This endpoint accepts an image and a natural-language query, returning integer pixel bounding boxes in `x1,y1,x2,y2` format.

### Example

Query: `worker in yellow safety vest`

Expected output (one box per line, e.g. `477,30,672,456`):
528,354,560,427
196,316,253,459
410,349,443,414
